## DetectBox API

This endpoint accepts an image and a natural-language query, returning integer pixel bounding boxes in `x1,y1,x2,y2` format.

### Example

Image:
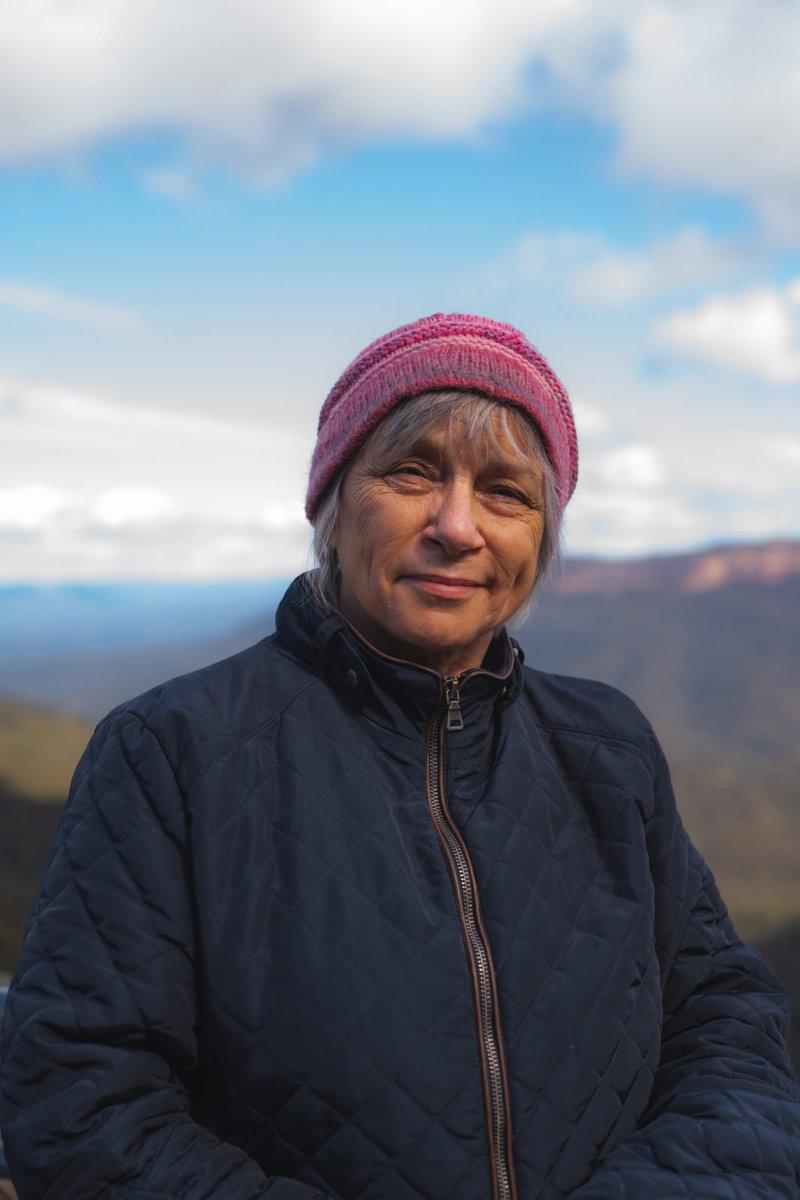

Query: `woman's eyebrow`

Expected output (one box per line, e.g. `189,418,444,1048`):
381,436,543,482
478,457,543,481
377,436,446,465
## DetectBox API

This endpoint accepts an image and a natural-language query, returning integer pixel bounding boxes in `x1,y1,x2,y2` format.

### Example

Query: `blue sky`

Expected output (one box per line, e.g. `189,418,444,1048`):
1,0,799,580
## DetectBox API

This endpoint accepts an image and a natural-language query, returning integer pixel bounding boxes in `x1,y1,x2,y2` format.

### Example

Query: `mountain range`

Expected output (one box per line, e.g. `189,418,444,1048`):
2,541,798,761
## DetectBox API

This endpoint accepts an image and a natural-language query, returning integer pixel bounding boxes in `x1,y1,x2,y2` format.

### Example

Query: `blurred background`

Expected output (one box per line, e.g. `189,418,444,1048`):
1,0,799,1089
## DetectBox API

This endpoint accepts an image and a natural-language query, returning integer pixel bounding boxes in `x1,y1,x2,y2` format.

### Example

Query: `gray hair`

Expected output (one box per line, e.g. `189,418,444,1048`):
309,390,561,619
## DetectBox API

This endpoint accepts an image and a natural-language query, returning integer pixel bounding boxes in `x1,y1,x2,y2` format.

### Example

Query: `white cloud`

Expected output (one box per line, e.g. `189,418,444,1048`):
544,0,800,237
563,436,684,555
0,506,312,582
93,488,175,528
555,375,800,557
0,485,65,530
0,0,578,182
596,444,666,489
2,1,799,235
565,487,705,557
569,228,746,307
768,438,800,466
0,377,291,445
259,501,307,531
570,397,610,437
0,280,139,330
0,374,312,579
478,226,748,308
563,431,800,557
476,230,602,296
654,280,800,384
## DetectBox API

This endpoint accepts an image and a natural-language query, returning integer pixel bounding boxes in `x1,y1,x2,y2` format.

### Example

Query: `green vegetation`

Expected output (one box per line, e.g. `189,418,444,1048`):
672,759,800,944
0,699,90,968
0,699,91,803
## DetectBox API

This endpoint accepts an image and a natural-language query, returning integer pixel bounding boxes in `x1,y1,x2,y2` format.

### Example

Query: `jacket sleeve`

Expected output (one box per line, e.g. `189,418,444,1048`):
568,747,800,1200
0,710,334,1200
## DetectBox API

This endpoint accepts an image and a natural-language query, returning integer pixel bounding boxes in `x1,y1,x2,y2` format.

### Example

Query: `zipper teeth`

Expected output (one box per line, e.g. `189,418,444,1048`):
427,705,513,1200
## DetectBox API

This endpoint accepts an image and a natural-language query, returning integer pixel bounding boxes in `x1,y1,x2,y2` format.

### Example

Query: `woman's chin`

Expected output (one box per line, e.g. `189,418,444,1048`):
377,613,495,674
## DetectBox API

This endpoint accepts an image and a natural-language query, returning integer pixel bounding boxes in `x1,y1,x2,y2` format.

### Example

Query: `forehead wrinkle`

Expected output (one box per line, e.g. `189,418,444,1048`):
477,455,543,479
440,428,547,503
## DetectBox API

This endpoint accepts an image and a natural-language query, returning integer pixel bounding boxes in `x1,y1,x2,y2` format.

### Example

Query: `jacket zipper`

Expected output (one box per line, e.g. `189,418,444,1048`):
426,675,516,1200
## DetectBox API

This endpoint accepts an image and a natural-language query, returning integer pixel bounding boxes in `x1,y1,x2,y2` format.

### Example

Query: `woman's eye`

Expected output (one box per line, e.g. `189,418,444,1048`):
489,485,527,503
391,463,429,478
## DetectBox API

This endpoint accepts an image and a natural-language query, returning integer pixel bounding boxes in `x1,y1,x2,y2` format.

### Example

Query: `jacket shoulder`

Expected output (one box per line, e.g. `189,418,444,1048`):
92,634,318,788
520,665,661,761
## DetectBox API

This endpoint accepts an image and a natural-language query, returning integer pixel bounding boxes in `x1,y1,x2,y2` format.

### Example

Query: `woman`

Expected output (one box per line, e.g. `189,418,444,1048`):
1,313,798,1198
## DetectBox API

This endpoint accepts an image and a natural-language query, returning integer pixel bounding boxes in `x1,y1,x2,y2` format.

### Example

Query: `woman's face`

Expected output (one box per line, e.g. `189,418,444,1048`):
333,409,546,676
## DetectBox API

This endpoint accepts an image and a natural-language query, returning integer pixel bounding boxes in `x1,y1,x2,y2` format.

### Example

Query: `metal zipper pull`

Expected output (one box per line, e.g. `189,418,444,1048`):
445,676,464,731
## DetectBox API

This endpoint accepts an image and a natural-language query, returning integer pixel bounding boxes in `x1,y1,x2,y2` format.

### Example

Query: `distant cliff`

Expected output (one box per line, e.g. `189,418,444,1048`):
518,540,800,764
551,539,800,596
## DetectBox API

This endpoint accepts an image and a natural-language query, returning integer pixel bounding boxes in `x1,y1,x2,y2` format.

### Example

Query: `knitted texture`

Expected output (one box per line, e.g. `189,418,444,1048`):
305,313,579,520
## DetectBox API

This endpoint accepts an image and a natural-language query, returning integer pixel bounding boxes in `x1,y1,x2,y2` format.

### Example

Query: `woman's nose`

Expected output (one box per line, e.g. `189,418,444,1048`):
426,483,485,556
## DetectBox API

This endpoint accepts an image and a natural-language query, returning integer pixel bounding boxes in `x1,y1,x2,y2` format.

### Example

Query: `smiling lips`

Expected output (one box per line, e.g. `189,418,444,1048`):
404,574,484,598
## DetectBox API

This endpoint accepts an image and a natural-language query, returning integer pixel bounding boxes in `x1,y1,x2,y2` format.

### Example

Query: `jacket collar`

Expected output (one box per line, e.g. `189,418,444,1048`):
274,574,524,742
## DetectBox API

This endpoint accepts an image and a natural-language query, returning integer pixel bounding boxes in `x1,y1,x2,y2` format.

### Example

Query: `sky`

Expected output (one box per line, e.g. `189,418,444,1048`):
1,0,800,581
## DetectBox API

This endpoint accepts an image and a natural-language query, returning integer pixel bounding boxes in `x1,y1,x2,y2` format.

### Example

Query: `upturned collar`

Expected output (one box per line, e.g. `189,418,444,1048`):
273,574,524,743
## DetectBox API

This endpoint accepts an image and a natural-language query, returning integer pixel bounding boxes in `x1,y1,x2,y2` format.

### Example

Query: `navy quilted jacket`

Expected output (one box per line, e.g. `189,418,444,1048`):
2,575,799,1199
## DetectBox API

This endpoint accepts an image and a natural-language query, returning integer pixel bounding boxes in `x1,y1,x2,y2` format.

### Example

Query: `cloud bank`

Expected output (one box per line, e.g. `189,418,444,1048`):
0,0,572,183
481,226,751,306
0,376,311,579
3,368,797,578
2,1,800,232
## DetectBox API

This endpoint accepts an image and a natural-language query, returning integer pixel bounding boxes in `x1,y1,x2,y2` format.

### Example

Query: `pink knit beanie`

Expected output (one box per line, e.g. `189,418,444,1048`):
305,312,578,520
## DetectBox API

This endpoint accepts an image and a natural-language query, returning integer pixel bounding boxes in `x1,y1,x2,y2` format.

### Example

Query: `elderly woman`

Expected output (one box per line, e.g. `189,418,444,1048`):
1,314,798,1199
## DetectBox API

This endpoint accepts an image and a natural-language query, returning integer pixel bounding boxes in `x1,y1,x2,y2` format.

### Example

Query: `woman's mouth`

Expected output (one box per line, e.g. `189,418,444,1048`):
404,574,482,599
